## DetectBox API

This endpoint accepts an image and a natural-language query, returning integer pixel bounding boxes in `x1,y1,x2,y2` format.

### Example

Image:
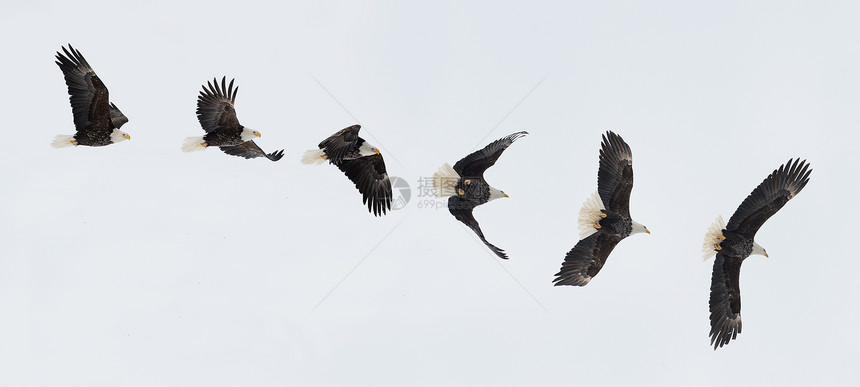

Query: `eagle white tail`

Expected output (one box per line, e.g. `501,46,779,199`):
432,162,460,198
702,215,726,261
577,192,605,240
182,136,207,152
301,149,327,165
51,134,76,148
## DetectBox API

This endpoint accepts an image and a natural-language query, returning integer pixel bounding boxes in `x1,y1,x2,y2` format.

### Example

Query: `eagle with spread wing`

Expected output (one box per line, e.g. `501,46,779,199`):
182,77,283,161
52,44,130,148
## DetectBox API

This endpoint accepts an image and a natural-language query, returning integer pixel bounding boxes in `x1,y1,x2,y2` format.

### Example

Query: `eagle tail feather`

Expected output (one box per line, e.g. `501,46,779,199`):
301,149,327,165
432,162,460,198
577,191,605,240
702,215,726,261
51,134,76,148
182,136,207,152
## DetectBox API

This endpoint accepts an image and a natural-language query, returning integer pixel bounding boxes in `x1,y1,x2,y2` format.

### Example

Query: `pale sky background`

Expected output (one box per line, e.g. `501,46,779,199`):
1,1,858,386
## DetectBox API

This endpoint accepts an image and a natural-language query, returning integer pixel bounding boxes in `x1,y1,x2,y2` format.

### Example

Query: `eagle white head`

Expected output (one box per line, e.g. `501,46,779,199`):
240,127,261,141
631,221,650,235
488,186,509,201
752,241,769,258
110,129,131,144
358,141,381,157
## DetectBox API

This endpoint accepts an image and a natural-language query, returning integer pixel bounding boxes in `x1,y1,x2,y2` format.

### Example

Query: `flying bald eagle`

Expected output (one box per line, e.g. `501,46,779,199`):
182,77,284,161
553,131,649,286
432,131,528,259
52,44,131,148
302,125,392,216
703,158,811,350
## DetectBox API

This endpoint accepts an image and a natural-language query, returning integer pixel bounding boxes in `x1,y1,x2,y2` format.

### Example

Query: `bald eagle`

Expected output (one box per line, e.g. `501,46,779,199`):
703,158,811,350
182,77,284,161
52,44,131,148
302,125,392,216
553,131,649,286
432,131,528,259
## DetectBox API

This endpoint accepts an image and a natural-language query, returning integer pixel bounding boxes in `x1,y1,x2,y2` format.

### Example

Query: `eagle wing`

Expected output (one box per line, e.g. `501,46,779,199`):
335,154,392,216
552,232,622,286
726,158,811,237
448,196,507,259
453,131,528,178
55,45,112,132
597,131,634,216
109,102,129,129
708,253,744,349
220,141,284,161
196,77,241,134
319,125,362,164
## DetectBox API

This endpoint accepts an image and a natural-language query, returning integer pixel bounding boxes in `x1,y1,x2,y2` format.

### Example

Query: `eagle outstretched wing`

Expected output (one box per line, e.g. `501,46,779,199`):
319,125,362,164
726,158,811,237
708,254,744,349
596,131,634,216
448,196,508,259
335,154,392,216
453,131,528,178
55,44,112,132
220,141,284,161
197,77,241,133
553,232,622,286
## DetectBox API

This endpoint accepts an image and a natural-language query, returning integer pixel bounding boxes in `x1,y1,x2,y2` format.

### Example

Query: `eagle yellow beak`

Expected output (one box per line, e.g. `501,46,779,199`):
255,132,262,138
123,133,131,140
375,149,380,155
504,193,509,198
646,229,651,234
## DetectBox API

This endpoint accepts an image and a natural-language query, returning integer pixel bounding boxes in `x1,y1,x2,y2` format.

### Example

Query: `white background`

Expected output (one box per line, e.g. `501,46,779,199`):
1,1,858,385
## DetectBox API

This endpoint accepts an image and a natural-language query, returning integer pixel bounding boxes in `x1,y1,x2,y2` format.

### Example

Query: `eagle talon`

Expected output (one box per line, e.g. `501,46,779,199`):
594,222,601,229
457,189,465,196
714,244,722,251
599,213,607,218
465,179,471,185
70,140,77,145
200,142,208,148
717,235,726,240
